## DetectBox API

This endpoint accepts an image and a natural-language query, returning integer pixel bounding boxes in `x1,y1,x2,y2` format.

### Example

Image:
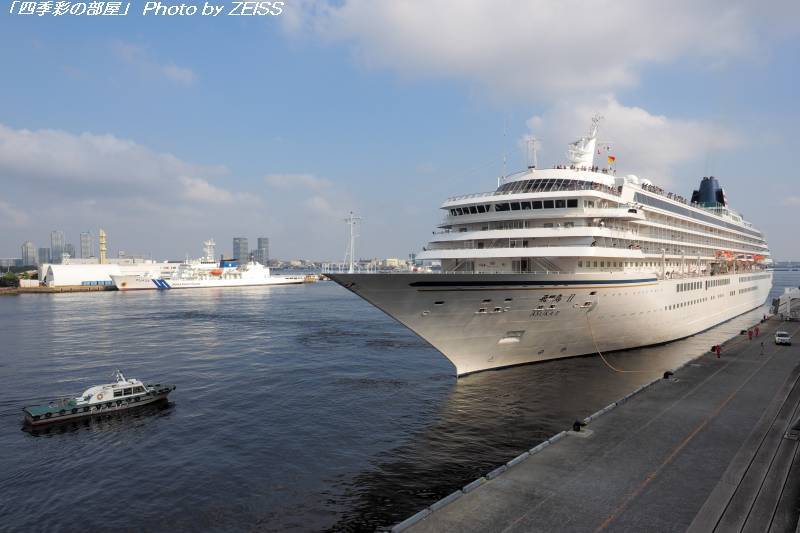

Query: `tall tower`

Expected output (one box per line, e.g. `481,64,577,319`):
50,230,65,264
98,229,107,264
21,241,36,266
37,247,51,265
232,237,248,262
256,237,269,265
80,231,93,259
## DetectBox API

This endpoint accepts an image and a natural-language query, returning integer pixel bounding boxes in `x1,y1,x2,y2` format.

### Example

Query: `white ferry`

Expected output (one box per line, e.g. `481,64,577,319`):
23,370,175,426
329,117,772,376
112,259,307,290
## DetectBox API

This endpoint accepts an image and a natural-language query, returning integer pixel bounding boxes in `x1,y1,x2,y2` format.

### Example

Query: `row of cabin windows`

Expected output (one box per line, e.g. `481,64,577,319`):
706,278,730,289
740,273,770,282
677,281,701,292
578,260,664,268
450,198,580,216
666,297,709,310
739,286,758,294
577,260,626,268
113,386,145,398
577,260,713,270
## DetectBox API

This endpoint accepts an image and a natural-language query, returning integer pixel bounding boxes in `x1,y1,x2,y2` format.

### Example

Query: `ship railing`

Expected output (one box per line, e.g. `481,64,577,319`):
441,270,564,275
425,243,631,250
445,180,622,203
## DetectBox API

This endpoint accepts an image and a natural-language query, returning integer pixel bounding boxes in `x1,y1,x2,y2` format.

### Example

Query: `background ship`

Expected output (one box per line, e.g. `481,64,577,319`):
112,258,307,290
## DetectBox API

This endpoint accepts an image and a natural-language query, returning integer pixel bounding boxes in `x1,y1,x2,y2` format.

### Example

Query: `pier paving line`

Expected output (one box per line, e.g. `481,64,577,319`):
401,318,800,533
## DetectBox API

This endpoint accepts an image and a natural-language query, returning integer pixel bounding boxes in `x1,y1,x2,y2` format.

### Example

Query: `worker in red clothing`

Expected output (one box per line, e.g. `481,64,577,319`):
755,325,760,337
748,329,753,341
715,345,721,358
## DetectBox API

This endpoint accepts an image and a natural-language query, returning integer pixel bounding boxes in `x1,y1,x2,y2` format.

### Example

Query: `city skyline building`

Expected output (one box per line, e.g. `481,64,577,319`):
21,241,35,266
37,247,51,265
256,237,269,265
80,231,93,259
64,243,75,259
50,230,65,264
0,258,22,268
233,237,248,262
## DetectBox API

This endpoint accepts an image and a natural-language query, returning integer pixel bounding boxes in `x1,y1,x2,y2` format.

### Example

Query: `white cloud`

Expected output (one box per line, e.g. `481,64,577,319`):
782,196,800,207
161,64,196,85
0,123,223,187
285,0,798,98
265,173,351,220
0,122,252,212
522,95,739,183
179,176,256,205
304,195,340,217
113,42,196,86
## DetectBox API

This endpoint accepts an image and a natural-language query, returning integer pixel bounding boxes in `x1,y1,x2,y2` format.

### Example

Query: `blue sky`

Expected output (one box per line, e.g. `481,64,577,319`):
1,0,799,261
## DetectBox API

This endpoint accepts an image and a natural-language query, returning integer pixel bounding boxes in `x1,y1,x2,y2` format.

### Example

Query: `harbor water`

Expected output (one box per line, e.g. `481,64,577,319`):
0,271,798,531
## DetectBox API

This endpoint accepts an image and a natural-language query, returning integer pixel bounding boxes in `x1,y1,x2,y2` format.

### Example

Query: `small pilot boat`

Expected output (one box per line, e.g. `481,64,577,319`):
23,370,176,426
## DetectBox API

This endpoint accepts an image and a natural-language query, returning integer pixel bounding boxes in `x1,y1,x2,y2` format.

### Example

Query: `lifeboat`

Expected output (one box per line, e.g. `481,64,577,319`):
210,269,223,276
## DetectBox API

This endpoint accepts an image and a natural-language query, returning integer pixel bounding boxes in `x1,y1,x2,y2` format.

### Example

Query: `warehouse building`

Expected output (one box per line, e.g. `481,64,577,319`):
39,260,173,287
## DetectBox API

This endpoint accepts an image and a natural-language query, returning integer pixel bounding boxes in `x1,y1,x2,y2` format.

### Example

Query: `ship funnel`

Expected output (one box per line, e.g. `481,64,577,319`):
690,176,727,207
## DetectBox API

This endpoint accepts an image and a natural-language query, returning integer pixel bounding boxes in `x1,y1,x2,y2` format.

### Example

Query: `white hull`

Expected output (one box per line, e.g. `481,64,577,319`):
111,274,306,291
330,272,772,375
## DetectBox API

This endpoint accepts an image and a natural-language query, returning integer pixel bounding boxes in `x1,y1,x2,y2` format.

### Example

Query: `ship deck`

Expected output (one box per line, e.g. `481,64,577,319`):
395,317,800,532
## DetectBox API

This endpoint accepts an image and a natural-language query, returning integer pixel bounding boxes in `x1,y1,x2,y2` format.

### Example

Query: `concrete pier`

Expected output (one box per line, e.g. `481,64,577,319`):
402,318,800,532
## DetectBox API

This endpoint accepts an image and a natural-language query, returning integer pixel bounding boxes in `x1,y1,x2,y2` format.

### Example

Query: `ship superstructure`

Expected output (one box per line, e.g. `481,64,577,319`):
330,117,772,375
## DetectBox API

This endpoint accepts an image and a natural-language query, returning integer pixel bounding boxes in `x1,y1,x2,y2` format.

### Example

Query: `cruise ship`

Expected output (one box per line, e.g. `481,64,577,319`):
329,117,772,376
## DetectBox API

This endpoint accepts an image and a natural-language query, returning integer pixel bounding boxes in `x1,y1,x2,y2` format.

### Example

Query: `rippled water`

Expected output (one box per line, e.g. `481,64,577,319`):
1,272,798,532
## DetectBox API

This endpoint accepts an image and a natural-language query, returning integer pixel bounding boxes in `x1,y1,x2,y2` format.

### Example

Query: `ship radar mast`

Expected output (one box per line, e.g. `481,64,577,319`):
343,212,361,274
566,114,601,168
203,239,216,262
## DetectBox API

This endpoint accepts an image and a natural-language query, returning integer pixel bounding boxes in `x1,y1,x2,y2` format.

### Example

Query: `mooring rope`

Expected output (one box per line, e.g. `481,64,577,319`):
584,309,650,374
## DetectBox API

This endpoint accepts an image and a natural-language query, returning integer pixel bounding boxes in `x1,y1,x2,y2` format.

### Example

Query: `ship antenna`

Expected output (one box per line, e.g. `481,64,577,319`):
526,136,539,169
502,115,507,178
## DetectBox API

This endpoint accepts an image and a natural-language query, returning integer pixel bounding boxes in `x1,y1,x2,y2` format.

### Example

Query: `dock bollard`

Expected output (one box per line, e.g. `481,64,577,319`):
663,371,674,380
573,420,587,432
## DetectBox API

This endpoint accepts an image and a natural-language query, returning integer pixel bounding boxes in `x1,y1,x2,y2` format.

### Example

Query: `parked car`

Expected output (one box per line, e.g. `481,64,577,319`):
775,331,792,346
